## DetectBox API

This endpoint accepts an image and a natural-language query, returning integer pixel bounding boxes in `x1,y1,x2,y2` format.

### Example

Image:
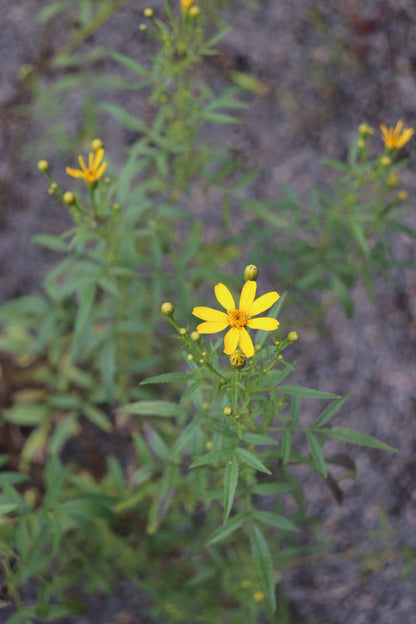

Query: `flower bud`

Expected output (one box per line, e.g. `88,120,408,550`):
205,441,213,450
230,350,246,369
253,591,265,602
187,354,194,361
113,203,120,211
189,6,200,17
358,123,374,137
63,191,75,205
381,155,392,167
91,138,103,152
397,190,408,201
243,264,259,281
144,8,154,17
179,327,187,335
287,330,299,342
140,23,147,31
161,302,174,316
223,406,232,416
48,183,58,195
38,160,49,173
181,0,195,9
190,330,200,341
357,139,365,149
387,172,398,188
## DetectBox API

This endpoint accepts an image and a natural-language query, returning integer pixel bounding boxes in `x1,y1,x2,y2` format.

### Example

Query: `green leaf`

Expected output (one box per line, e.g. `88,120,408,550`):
242,433,278,446
108,50,147,75
250,524,276,612
235,447,271,475
306,432,327,477
82,404,112,432
0,503,22,516
141,372,193,385
251,482,292,496
71,283,96,358
32,234,68,253
224,456,239,523
253,509,299,532
320,428,396,451
290,395,301,425
120,400,183,417
281,430,292,465
314,394,349,428
100,103,145,131
206,512,248,546
170,418,200,458
3,404,50,426
190,447,234,469
278,385,339,399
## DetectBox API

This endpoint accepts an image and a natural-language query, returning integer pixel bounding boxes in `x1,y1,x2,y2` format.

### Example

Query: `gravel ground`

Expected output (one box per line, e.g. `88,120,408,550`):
1,1,416,623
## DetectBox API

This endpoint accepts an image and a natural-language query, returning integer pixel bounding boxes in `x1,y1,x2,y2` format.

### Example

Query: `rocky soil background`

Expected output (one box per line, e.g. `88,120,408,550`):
1,1,416,623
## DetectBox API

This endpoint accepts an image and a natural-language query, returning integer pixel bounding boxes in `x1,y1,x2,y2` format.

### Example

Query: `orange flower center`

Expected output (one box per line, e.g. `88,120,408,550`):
227,309,248,329
85,169,97,182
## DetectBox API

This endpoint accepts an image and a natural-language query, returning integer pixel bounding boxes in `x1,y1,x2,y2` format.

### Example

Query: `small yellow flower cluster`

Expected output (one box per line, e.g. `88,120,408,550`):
66,147,107,184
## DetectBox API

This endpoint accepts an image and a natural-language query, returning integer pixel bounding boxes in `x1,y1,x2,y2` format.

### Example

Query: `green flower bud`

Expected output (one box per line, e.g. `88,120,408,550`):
190,331,200,341
91,138,103,152
179,327,187,335
244,264,259,281
144,8,154,17
287,330,299,343
63,191,75,205
161,302,174,316
223,406,232,416
230,350,246,369
38,160,49,173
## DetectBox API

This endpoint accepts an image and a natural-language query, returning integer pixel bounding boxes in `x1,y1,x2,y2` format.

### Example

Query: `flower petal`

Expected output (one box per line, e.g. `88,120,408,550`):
89,152,94,169
66,167,84,179
247,317,279,330
214,283,235,310
94,148,104,169
224,327,239,354
394,120,404,135
96,161,107,179
247,291,279,317
78,155,87,172
239,280,256,310
197,320,229,334
238,327,254,358
193,306,228,322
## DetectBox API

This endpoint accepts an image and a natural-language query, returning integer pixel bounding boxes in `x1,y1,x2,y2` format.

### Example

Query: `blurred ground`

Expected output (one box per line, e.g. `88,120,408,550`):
1,1,416,623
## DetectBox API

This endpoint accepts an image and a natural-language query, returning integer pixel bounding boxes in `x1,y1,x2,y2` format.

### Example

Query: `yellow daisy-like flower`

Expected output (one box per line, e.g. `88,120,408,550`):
192,281,279,358
66,148,107,184
380,120,414,150
181,0,195,8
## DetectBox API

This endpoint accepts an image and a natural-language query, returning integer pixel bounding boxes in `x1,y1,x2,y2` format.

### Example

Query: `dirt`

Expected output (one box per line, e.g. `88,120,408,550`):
1,1,416,623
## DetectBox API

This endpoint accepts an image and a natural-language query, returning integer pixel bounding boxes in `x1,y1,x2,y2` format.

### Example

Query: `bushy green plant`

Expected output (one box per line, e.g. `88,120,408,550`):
0,1,414,622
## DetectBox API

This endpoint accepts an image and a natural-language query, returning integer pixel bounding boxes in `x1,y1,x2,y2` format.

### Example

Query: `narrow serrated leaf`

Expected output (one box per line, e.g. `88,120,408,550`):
253,509,299,532
206,512,248,546
120,400,183,417
224,456,239,523
141,372,193,385
306,431,327,477
314,394,349,428
250,524,276,612
320,428,396,451
190,447,233,469
278,385,339,399
235,447,271,474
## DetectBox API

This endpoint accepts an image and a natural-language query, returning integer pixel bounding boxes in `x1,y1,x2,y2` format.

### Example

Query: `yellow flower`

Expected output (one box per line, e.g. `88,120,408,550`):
380,120,414,149
192,281,279,358
66,149,107,184
181,0,195,8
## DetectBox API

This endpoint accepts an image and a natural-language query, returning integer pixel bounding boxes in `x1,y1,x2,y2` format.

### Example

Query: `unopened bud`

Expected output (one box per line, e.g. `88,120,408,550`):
358,123,374,137
38,160,49,173
357,139,365,149
189,6,200,17
140,23,147,31
387,172,399,188
244,264,259,281
381,156,392,167
187,354,194,361
287,330,299,343
223,406,232,416
253,591,265,602
161,302,174,316
190,331,200,341
205,441,213,450
91,138,103,152
179,327,187,335
144,8,154,17
397,190,408,201
63,191,75,205
230,350,246,369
